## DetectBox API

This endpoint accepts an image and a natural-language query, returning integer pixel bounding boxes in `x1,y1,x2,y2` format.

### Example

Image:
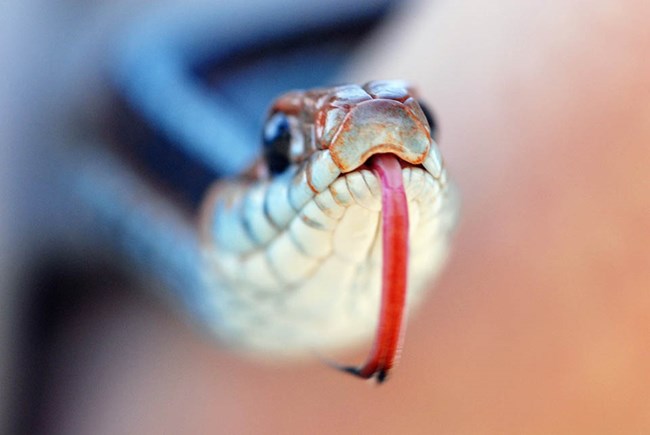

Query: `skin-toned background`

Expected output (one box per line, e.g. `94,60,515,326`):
4,0,650,433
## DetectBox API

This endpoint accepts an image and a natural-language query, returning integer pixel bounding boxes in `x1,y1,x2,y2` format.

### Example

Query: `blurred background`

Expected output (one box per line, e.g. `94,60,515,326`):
2,0,650,434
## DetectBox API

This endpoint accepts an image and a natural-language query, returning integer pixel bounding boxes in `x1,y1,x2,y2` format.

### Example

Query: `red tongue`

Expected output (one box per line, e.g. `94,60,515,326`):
343,154,409,383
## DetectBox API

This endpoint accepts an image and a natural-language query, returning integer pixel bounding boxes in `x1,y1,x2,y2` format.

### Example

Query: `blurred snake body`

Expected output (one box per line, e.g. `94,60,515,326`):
69,3,458,381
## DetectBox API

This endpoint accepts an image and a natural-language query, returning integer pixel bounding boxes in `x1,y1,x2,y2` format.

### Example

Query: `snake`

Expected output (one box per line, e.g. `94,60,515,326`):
65,1,458,383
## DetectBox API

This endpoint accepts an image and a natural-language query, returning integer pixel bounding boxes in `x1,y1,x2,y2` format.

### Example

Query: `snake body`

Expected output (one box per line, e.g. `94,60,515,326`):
67,2,458,381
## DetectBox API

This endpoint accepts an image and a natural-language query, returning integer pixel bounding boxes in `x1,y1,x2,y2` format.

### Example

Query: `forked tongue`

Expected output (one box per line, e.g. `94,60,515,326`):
342,153,409,383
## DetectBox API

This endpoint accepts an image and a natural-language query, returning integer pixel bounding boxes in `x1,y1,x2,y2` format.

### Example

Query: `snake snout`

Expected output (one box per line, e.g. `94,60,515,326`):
328,99,431,173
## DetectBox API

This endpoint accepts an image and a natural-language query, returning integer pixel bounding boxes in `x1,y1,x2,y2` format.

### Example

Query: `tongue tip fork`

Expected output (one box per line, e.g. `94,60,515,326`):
341,364,391,384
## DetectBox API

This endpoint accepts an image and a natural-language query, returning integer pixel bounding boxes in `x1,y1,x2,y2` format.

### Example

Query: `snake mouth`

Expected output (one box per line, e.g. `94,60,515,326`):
300,98,442,198
327,99,431,173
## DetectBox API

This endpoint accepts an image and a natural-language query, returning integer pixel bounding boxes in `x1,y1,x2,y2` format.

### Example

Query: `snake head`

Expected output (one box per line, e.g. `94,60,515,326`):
261,80,438,178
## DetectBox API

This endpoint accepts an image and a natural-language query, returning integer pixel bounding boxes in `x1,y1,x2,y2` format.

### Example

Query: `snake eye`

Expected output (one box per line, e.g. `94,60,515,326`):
263,112,292,174
418,101,438,140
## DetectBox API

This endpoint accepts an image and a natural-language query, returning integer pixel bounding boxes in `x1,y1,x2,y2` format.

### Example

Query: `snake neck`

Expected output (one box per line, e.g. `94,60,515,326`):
198,162,456,355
